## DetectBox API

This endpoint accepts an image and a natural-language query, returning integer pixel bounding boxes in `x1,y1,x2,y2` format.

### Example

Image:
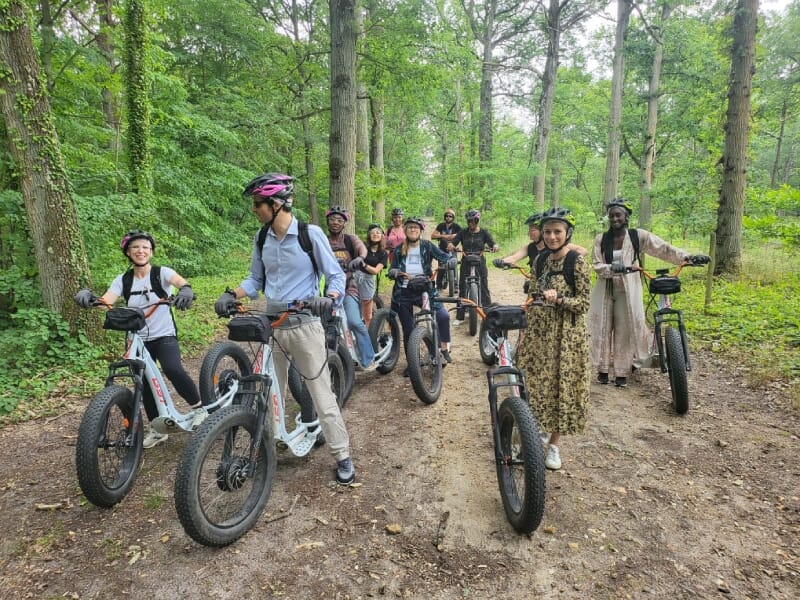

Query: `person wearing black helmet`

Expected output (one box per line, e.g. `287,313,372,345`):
588,198,710,388
355,224,389,327
448,209,498,321
431,208,462,291
74,230,206,449
387,217,457,370
215,173,356,485
516,207,591,471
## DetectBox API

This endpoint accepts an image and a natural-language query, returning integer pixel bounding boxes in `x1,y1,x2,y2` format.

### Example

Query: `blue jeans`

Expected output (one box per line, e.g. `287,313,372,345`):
392,287,451,350
343,295,375,367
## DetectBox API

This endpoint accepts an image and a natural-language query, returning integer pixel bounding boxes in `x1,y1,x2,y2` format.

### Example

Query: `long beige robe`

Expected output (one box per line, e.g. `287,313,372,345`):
588,229,689,376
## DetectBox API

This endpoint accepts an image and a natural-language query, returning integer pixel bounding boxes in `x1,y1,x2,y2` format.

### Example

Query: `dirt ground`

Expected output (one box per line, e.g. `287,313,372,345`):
0,266,798,600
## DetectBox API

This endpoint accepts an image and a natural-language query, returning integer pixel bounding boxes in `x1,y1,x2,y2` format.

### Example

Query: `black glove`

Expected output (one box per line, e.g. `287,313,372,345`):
75,288,97,308
492,258,507,269
348,256,365,272
388,268,400,280
214,289,237,317
447,257,458,270
307,296,333,317
688,254,710,266
611,264,627,274
174,284,194,310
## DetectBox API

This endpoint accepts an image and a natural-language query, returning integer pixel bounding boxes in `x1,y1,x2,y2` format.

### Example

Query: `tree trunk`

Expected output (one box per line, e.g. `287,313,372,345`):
603,0,632,206
638,3,673,231
303,116,319,225
329,0,357,234
770,98,787,188
97,0,122,157
38,0,56,92
478,39,494,211
532,0,563,210
0,0,93,331
125,0,150,194
370,94,385,225
714,0,758,276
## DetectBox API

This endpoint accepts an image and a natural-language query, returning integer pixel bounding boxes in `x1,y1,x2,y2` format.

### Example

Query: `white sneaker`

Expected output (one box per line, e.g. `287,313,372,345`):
189,407,209,430
143,429,169,449
545,444,561,470
453,320,463,326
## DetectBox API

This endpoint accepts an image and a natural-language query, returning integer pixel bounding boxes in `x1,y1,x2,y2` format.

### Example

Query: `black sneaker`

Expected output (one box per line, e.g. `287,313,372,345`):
597,372,609,385
614,377,627,388
336,457,355,485
441,350,452,364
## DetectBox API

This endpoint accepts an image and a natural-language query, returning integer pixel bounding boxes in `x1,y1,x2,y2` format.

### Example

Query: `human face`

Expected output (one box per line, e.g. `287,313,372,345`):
444,213,455,222
528,224,541,243
369,228,383,243
252,197,275,224
327,215,346,234
608,207,628,230
126,241,152,266
467,218,479,231
404,224,421,242
542,221,568,250
392,213,404,226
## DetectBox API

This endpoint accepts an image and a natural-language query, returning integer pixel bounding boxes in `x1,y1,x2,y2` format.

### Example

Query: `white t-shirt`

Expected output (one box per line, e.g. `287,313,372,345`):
109,266,176,341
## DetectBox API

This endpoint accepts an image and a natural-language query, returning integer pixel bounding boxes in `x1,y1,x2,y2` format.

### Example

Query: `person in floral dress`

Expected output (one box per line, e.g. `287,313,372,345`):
517,207,591,471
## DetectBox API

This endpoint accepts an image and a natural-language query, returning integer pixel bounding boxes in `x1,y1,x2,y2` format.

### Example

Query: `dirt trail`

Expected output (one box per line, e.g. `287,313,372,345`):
0,267,798,599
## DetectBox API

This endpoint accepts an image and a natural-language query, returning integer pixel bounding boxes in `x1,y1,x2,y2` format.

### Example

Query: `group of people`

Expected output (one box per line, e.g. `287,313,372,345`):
75,169,709,487
495,199,709,471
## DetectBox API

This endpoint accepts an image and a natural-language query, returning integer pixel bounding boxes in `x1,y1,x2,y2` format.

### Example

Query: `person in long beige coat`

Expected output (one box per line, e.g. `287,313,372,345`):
588,199,704,388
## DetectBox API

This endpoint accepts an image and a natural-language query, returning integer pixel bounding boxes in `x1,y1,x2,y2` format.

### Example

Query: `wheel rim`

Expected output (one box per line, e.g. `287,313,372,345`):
98,402,139,490
499,415,525,514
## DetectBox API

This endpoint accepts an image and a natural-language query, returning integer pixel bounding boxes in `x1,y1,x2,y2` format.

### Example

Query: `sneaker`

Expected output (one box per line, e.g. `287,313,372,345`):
545,444,561,470
336,457,356,485
452,320,463,326
189,407,209,430
440,350,452,364
143,430,169,449
614,377,627,388
597,372,609,385
359,362,378,372
540,433,550,448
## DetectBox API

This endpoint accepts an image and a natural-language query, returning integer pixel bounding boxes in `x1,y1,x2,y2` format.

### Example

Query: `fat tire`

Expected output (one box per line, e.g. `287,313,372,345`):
496,396,546,534
326,349,346,408
479,319,498,365
174,405,277,547
447,266,456,297
407,327,442,404
75,385,143,508
368,308,400,374
337,343,355,406
199,342,253,407
468,283,479,336
665,327,689,415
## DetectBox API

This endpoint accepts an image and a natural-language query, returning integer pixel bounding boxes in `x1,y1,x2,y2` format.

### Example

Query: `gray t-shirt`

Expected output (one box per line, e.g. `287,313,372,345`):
109,266,176,341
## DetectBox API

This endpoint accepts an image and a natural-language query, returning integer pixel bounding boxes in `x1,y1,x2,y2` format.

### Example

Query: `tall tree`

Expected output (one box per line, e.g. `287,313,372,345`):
329,0,357,232
603,0,633,206
715,0,759,275
0,0,92,328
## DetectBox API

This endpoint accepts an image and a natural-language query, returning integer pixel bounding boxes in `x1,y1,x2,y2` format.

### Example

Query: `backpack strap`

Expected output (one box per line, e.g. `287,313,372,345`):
628,228,640,266
527,242,540,268
121,265,168,302
534,250,578,296
602,228,640,266
257,221,320,282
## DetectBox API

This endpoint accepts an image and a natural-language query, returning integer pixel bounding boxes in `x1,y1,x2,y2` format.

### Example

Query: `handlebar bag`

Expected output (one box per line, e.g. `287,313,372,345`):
407,276,432,293
227,314,272,343
648,276,681,295
461,255,483,269
103,307,146,332
485,305,527,333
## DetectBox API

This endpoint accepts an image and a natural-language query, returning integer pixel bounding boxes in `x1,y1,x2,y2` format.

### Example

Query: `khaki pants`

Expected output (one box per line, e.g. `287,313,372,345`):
271,320,350,461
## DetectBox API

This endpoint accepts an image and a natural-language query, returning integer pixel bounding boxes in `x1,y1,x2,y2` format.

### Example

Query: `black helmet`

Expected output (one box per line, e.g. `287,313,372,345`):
465,208,481,221
242,173,295,209
540,207,576,230
525,212,544,227
325,205,350,222
391,207,404,217
120,230,156,256
367,223,384,234
606,197,633,215
403,216,425,231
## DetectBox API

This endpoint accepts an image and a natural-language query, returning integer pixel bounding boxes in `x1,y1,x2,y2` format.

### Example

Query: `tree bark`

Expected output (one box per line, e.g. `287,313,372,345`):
770,98,787,188
370,94,385,225
329,0,357,234
714,0,759,275
0,0,93,331
603,0,632,206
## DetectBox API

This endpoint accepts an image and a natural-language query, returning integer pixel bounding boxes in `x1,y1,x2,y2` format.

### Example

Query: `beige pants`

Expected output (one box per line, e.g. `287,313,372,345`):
271,320,350,461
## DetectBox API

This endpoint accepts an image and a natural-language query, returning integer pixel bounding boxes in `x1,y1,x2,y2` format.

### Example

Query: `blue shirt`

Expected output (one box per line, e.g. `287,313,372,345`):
240,217,346,305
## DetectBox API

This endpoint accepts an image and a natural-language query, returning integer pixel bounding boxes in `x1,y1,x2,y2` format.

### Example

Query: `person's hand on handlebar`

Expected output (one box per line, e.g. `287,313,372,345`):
492,258,509,269
611,263,627,274
687,254,711,266
75,288,98,308
215,288,238,317
306,296,333,317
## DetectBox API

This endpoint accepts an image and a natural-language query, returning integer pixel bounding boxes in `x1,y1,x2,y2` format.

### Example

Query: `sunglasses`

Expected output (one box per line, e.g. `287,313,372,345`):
445,214,454,219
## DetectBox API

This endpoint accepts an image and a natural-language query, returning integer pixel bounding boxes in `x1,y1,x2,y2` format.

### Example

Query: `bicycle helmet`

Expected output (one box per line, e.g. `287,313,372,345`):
444,209,456,218
120,229,156,256
403,216,426,230
325,205,350,222
606,197,633,215
391,207,404,217
367,223,384,234
465,209,481,221
539,207,576,243
242,173,295,209
525,212,544,227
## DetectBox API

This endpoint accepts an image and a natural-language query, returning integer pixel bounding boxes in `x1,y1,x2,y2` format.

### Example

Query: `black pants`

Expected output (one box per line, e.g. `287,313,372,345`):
435,249,458,292
457,257,491,319
142,336,202,421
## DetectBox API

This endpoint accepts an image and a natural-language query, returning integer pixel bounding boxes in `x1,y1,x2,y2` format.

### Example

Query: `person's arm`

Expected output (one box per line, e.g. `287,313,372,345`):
484,230,499,253
447,230,463,251
498,245,529,265
429,241,453,264
591,234,613,279
640,230,690,264
431,224,444,240
98,274,124,306
351,235,367,259
567,242,588,257
239,233,267,299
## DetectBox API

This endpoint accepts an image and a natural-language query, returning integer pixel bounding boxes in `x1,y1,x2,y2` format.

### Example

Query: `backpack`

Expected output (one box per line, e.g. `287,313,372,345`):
601,228,640,266
534,249,580,296
122,265,168,302
526,242,542,268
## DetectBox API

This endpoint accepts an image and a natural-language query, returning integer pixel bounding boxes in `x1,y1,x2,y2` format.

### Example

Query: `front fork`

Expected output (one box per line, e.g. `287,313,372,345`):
653,308,692,373
487,366,528,466
104,358,147,445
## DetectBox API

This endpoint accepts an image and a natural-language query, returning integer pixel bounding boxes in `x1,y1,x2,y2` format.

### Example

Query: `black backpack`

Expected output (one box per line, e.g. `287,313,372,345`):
600,228,640,266
534,249,580,296
122,265,168,302
527,242,542,268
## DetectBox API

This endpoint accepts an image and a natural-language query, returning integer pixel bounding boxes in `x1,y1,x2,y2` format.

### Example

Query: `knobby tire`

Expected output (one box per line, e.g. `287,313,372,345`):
665,327,689,414
199,342,253,407
407,326,442,404
468,283,479,336
368,308,401,374
479,319,498,365
75,385,143,508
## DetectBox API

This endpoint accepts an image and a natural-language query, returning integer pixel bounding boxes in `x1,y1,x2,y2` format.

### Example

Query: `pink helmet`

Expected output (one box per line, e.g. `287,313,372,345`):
242,173,295,209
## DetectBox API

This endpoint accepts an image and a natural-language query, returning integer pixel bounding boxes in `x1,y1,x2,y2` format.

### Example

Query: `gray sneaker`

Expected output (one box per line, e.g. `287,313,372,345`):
336,457,355,485
143,430,168,449
189,407,209,430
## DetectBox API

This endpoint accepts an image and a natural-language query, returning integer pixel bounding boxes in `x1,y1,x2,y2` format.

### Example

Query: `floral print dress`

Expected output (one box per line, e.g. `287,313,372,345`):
517,253,591,435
